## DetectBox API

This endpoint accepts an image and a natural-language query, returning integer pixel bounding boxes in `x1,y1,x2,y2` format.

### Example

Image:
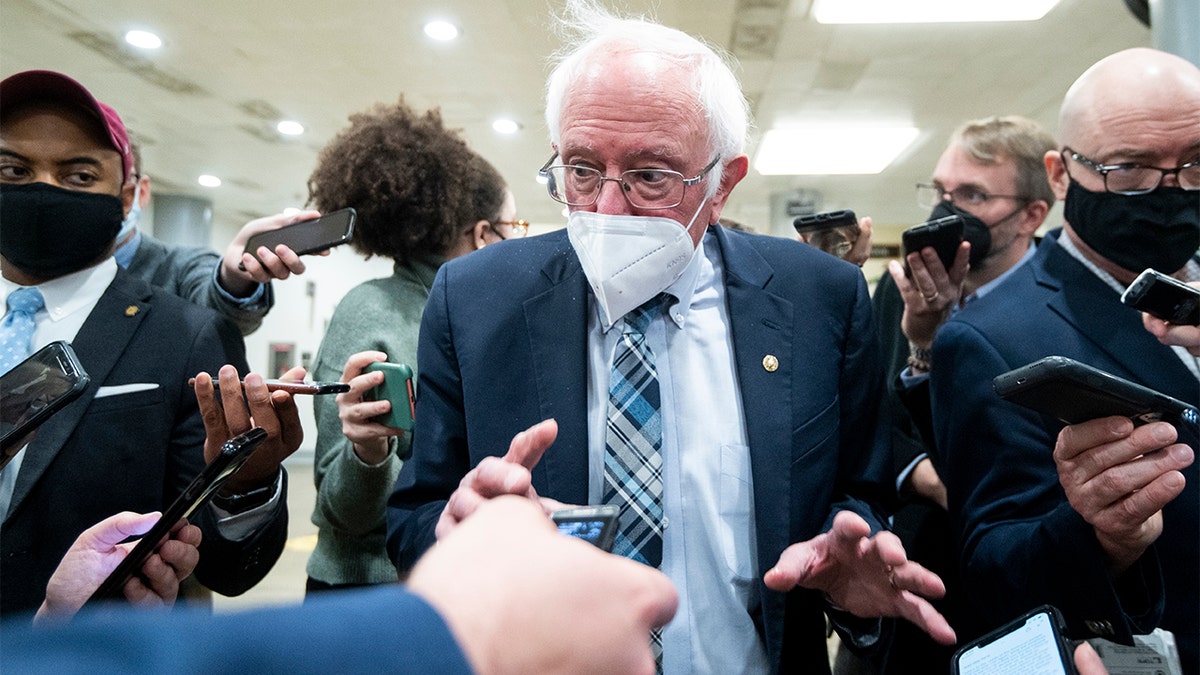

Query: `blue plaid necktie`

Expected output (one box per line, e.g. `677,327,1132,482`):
604,294,669,672
0,288,45,375
604,294,667,567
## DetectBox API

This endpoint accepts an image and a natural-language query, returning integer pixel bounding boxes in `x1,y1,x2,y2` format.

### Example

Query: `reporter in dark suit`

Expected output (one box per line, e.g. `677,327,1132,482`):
0,70,289,616
929,48,1199,672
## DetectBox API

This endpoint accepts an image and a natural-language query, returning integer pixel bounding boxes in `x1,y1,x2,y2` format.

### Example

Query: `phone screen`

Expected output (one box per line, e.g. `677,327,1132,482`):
1,341,89,459
551,506,619,552
955,610,1074,675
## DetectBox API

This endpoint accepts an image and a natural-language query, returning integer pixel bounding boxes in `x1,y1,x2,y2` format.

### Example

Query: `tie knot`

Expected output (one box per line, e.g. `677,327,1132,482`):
624,294,667,334
7,287,45,315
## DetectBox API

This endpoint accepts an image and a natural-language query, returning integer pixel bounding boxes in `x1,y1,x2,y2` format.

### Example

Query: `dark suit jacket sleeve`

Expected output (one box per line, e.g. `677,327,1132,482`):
929,319,1162,642
176,314,289,596
0,586,471,674
386,269,470,573
129,235,273,336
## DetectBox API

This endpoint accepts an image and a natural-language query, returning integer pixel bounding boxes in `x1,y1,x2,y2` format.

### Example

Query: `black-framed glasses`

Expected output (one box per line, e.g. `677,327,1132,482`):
538,154,721,209
489,219,529,239
1061,147,1200,195
915,183,1029,209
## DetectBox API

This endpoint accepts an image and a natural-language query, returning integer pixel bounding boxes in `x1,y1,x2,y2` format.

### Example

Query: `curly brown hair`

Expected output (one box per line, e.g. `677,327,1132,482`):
306,98,507,264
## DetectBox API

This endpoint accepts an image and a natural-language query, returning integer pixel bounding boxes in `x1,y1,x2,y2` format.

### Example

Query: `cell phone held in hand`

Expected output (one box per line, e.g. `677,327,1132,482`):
993,355,1197,427
902,214,964,278
1120,268,1200,326
363,362,415,431
793,210,861,260
86,427,269,604
243,207,356,266
1,341,90,466
551,505,620,552
952,605,1078,675
793,209,857,234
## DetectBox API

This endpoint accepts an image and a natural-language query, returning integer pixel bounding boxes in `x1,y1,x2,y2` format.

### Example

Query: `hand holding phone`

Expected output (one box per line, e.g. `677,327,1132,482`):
187,378,349,395
793,210,861,260
902,215,965,278
242,207,356,267
86,427,269,604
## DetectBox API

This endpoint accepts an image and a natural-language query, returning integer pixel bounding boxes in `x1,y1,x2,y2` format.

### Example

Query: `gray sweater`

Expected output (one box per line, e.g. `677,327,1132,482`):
307,258,440,585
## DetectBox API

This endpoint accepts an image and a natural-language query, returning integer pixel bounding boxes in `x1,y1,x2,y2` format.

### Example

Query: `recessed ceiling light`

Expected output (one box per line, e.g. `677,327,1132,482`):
754,126,920,175
813,0,1062,23
424,20,459,41
197,174,222,188
277,120,305,136
124,29,162,49
492,119,520,134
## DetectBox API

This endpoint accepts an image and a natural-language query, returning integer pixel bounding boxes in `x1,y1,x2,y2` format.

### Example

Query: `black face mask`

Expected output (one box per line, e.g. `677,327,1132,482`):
1064,180,1200,275
928,200,991,267
0,182,123,279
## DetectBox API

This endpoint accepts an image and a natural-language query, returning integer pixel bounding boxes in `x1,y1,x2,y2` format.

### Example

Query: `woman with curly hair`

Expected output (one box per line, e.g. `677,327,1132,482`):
305,99,524,594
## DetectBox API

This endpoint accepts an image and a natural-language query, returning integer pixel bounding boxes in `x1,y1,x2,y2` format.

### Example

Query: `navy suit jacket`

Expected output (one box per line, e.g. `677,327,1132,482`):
0,269,286,615
388,225,893,672
930,230,1198,672
0,585,469,674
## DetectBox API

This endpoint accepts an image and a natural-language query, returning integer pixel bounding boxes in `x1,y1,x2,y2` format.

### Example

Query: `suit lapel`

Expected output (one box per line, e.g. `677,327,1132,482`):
712,228,795,574
7,271,151,520
523,247,591,506
1037,243,1196,402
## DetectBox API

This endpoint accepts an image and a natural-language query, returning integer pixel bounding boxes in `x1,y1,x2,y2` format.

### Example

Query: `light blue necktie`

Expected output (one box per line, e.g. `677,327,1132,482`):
0,288,45,375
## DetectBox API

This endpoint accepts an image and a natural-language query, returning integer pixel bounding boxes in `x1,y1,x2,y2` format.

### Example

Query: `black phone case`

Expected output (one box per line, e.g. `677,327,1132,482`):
951,604,1077,675
86,427,269,603
993,355,1197,427
1,341,90,457
243,207,356,264
902,214,964,276
793,209,857,234
1120,268,1200,325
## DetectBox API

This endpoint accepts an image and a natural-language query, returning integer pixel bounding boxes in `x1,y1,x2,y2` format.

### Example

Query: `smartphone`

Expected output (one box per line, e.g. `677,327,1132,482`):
1120,268,1200,326
794,210,861,260
952,605,1077,675
363,362,415,431
87,427,269,604
902,214,965,278
551,505,619,552
1,341,90,466
243,207,356,265
188,378,350,395
993,355,1197,427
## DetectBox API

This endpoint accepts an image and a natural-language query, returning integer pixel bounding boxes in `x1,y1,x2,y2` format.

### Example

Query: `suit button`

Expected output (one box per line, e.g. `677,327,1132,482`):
1084,619,1115,636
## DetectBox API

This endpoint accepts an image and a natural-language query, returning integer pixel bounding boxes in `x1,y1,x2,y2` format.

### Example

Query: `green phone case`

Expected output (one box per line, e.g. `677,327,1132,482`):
363,362,415,430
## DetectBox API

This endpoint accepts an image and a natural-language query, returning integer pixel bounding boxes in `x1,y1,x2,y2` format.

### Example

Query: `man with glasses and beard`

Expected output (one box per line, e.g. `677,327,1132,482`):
928,48,1200,673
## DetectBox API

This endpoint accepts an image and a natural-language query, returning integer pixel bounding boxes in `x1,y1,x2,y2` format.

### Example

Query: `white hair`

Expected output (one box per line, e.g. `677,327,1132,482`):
544,0,750,197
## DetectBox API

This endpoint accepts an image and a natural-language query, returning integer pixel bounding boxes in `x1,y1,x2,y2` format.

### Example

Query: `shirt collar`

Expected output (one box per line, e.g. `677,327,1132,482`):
967,241,1037,304
2,259,118,323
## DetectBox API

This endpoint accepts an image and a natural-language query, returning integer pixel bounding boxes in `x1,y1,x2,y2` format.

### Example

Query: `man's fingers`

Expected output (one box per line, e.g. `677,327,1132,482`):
217,365,251,432
1054,417,1135,462
503,419,558,470
84,511,162,548
1095,466,1188,531
763,538,820,591
894,590,957,646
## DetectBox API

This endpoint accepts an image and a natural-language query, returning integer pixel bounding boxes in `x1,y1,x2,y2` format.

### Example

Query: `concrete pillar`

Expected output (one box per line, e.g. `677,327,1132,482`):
150,193,213,248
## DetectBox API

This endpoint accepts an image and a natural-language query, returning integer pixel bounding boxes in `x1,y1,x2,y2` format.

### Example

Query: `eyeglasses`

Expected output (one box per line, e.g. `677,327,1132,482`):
538,154,721,210
489,219,529,239
916,183,1029,209
1060,147,1200,195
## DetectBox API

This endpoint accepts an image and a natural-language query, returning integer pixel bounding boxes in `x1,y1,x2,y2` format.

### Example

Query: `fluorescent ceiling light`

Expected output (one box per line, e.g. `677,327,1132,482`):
124,29,162,49
197,174,222,188
492,118,520,134
754,126,919,175
813,0,1062,24
276,120,305,136
424,20,459,41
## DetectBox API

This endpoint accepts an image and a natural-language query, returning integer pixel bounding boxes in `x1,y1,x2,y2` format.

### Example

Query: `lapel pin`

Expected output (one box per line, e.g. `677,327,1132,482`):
762,354,779,372
125,305,140,317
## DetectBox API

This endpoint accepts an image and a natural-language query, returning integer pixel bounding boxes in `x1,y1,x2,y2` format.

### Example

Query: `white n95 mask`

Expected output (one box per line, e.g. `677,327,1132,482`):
567,207,703,329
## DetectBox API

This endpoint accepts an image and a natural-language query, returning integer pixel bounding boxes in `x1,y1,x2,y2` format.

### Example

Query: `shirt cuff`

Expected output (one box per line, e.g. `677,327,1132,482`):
896,453,928,493
898,366,930,389
209,468,284,540
211,263,269,307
